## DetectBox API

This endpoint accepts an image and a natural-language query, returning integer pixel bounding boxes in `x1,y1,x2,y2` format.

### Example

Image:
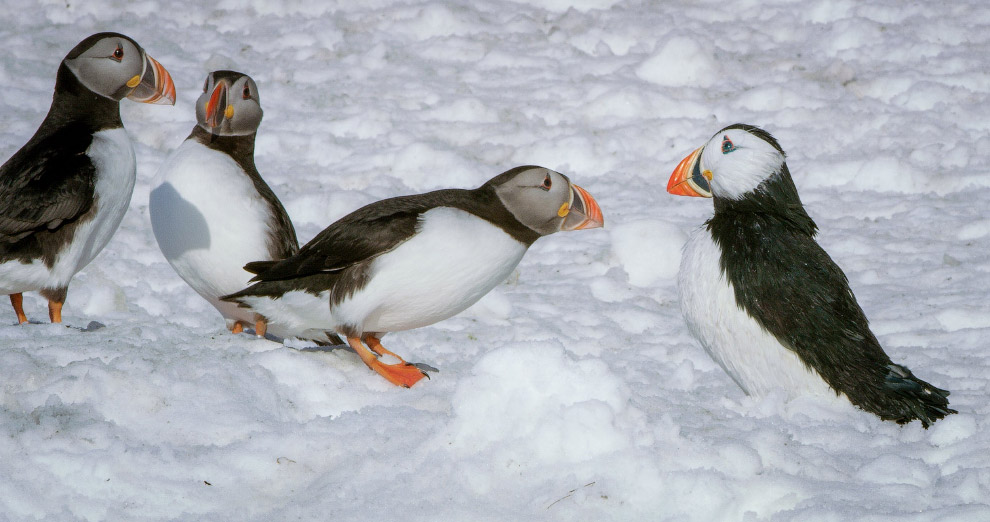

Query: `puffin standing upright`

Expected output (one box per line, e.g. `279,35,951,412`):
223,166,604,387
150,70,308,339
667,123,954,427
0,32,175,324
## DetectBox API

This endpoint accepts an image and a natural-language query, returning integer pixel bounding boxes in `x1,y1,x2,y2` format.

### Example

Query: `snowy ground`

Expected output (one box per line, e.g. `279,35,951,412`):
1,1,989,520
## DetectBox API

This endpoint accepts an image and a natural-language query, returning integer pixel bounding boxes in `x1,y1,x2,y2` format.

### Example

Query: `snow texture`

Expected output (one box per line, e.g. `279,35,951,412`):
1,1,988,520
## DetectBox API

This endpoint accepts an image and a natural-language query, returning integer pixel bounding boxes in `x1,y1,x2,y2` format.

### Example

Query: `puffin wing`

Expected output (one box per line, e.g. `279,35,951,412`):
713,214,953,425
236,151,299,261
0,122,96,242
258,181,299,261
721,218,890,376
247,192,446,283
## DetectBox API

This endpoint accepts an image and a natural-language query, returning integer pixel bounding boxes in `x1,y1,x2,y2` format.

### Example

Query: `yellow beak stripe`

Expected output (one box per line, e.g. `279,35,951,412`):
126,75,141,88
557,203,570,217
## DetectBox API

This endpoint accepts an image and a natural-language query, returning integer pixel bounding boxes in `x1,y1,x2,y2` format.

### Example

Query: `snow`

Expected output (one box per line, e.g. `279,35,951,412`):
635,35,720,88
610,219,685,286
1,1,989,520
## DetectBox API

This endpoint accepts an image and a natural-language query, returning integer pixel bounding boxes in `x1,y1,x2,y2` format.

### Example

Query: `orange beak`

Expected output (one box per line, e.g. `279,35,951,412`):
667,147,712,198
560,183,604,231
204,81,228,129
126,53,175,105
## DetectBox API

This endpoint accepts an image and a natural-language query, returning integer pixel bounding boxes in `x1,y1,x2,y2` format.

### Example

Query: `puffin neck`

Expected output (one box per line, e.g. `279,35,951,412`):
41,64,123,132
189,125,258,173
469,183,543,245
404,184,542,246
711,164,817,237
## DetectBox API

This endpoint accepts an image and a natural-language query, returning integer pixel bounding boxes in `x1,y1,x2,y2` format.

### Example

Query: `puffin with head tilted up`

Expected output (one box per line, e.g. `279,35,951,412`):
667,123,955,427
0,32,174,324
222,166,604,387
150,70,325,341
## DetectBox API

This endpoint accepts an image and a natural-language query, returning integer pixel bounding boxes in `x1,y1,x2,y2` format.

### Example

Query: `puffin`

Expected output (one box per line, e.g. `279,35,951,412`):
0,32,175,324
667,123,954,427
222,166,604,387
149,70,325,340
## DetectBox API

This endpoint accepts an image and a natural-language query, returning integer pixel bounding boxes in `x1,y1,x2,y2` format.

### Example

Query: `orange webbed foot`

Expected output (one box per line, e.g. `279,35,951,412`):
364,335,408,363
369,359,430,388
347,336,429,388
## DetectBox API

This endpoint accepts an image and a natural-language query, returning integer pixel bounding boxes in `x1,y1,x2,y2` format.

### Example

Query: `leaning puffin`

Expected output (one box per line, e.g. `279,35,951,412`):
223,166,604,387
150,70,316,339
0,32,175,324
667,123,954,427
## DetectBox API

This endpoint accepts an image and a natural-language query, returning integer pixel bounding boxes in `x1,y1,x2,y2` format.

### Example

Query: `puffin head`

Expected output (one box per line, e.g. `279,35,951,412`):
667,124,788,201
489,166,604,236
62,32,175,105
196,70,263,136
668,124,815,232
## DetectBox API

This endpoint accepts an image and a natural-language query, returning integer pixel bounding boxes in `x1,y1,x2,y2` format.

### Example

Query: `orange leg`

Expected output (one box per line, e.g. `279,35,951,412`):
48,300,63,324
255,318,267,338
346,336,428,388
364,335,408,363
230,321,245,334
10,293,27,324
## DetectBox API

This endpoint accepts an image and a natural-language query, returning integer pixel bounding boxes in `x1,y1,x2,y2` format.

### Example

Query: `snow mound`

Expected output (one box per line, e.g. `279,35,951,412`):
447,342,637,469
636,35,719,88
609,218,686,286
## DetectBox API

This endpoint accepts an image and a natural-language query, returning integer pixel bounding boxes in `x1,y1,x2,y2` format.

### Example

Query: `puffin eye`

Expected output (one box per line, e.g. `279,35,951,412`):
111,45,124,62
242,85,251,99
721,136,736,154
540,174,552,191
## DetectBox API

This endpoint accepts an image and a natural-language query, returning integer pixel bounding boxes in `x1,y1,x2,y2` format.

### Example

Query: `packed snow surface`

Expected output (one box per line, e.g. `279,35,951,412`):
1,1,989,520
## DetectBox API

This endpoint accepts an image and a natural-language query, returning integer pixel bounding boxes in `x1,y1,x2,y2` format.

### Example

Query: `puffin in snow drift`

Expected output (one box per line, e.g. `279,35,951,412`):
223,166,604,387
149,70,330,341
667,123,954,427
0,32,174,324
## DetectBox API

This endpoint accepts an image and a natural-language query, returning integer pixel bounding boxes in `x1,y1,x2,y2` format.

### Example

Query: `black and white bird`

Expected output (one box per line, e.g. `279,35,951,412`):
667,123,954,427
223,166,604,387
0,32,174,324
150,70,315,340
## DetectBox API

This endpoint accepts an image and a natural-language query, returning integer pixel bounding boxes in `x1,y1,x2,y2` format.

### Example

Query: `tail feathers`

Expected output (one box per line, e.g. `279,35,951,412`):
880,364,956,428
243,260,277,277
220,281,272,304
314,332,346,346
220,288,249,305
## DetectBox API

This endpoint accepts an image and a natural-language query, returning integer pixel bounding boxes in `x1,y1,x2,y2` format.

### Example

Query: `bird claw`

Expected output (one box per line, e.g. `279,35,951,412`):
372,360,429,388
